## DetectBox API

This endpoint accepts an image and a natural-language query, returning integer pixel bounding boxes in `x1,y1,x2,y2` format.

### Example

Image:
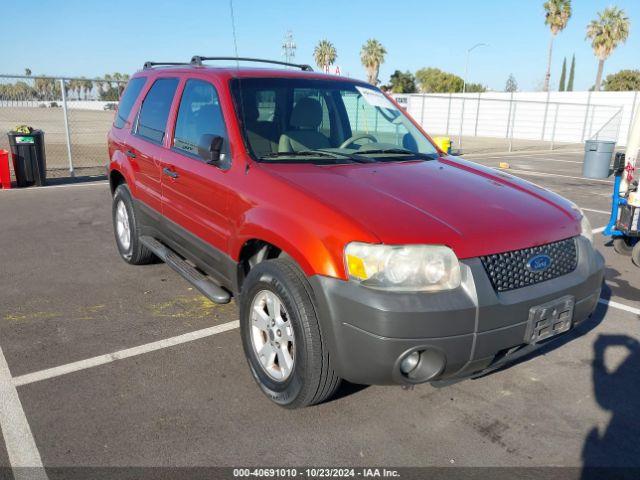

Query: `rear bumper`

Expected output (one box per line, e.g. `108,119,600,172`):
309,237,605,385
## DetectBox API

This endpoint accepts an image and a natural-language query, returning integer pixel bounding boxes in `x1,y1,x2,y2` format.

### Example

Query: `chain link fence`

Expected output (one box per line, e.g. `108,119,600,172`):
0,74,125,178
396,92,633,154
1,74,636,181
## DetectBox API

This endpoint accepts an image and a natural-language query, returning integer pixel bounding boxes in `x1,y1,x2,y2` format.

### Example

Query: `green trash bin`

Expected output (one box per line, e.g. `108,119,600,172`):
583,140,615,179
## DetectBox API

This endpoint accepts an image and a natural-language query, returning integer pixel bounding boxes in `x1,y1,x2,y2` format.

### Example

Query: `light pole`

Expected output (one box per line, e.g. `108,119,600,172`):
459,42,488,149
462,43,488,94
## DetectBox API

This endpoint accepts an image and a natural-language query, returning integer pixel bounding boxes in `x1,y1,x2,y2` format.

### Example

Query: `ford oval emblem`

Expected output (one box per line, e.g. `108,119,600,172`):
526,254,552,272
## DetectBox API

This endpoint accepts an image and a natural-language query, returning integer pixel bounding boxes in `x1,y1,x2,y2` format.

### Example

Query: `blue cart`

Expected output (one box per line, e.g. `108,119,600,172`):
603,152,640,266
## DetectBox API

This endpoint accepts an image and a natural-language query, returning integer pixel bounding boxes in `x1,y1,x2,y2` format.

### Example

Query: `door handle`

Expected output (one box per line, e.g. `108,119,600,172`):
126,150,136,158
162,167,179,179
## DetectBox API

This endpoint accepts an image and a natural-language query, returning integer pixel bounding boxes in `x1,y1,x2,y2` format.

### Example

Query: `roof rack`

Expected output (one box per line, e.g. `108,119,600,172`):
190,56,313,72
143,61,191,70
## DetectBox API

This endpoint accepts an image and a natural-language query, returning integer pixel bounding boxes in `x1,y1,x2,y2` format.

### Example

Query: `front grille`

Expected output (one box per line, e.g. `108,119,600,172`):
480,238,578,292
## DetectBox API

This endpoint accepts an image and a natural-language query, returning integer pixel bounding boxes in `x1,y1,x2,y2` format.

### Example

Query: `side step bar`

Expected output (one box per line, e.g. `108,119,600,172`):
140,236,231,304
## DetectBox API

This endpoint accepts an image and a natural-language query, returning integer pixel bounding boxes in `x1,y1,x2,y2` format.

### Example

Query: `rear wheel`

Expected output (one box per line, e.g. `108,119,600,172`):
112,184,155,265
613,236,636,256
239,258,340,408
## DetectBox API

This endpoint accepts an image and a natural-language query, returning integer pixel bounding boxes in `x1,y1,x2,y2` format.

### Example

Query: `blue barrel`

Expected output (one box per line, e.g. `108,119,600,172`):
583,140,615,179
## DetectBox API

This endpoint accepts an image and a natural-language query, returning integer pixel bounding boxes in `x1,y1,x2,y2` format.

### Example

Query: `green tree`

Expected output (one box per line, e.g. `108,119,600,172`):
505,74,518,92
24,68,31,76
586,7,630,91
603,70,640,91
360,39,386,86
543,0,572,92
313,39,337,72
415,68,479,93
567,54,575,91
387,70,416,93
558,57,567,91
465,82,487,93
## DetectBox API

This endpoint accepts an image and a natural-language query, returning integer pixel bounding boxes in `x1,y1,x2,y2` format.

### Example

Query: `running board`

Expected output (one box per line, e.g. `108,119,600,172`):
140,236,231,304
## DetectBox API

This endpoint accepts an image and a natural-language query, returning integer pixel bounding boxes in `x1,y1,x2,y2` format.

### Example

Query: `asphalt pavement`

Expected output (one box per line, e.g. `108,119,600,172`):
0,149,638,479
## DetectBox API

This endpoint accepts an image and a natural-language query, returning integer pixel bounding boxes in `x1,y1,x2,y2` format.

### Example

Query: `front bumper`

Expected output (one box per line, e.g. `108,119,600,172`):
309,237,604,385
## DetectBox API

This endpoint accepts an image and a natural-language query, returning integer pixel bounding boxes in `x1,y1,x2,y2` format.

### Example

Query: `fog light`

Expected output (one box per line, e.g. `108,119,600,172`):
400,351,420,374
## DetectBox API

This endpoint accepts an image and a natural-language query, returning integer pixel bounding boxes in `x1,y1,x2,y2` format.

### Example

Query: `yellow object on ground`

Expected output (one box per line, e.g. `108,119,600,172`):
432,136,451,153
499,162,510,169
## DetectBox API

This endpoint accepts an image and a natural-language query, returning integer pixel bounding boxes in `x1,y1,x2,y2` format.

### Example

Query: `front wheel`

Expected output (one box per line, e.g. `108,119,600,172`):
613,237,636,256
239,258,340,408
632,242,640,267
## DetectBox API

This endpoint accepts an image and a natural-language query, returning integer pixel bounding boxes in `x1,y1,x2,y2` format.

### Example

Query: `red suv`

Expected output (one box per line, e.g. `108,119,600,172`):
108,57,604,408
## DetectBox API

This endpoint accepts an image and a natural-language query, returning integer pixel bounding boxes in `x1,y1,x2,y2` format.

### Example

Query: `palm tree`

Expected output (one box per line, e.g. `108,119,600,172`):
586,7,630,91
24,68,32,77
360,39,387,86
82,78,94,100
543,0,572,92
313,40,337,72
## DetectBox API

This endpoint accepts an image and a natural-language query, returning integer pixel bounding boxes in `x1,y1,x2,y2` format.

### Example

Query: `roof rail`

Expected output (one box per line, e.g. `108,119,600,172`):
190,56,313,72
143,61,191,70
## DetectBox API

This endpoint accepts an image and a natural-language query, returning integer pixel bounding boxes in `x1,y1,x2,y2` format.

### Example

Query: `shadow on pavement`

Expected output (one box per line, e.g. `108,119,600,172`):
44,174,107,186
581,333,640,478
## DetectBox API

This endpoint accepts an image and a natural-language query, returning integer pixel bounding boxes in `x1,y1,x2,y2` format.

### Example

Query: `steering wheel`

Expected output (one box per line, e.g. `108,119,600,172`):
339,133,378,149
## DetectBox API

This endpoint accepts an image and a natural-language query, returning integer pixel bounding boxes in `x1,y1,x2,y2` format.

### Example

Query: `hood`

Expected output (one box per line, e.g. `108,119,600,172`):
259,156,581,259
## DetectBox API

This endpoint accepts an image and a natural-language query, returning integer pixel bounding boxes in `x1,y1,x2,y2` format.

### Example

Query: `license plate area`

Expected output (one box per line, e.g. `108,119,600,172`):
525,295,575,343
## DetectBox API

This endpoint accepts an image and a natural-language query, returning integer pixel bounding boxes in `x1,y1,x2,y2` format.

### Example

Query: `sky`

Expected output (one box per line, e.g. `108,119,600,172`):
1,0,638,91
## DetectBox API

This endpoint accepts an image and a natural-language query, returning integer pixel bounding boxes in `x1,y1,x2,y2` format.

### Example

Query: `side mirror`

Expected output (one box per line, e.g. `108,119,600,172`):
198,134,224,164
449,148,463,156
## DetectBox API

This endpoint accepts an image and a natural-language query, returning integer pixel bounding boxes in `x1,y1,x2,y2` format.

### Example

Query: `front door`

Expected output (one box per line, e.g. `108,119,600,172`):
159,78,233,281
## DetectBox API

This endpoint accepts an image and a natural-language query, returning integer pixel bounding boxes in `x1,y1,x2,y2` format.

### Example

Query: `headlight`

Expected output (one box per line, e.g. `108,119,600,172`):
580,213,593,244
568,201,594,245
345,242,461,292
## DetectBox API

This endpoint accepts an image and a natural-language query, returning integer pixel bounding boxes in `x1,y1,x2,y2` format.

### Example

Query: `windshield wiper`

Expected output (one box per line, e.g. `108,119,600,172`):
357,148,439,161
301,149,376,163
259,150,375,164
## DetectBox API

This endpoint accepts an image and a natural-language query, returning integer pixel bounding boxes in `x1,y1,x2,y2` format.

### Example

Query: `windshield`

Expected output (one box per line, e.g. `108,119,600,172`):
230,78,439,163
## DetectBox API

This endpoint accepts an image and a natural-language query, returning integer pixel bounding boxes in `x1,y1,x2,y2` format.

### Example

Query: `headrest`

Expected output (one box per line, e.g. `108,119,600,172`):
290,97,322,129
240,94,259,122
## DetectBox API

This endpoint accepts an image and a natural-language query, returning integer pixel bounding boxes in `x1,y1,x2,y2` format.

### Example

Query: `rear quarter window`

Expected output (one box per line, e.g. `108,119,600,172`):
113,77,146,129
135,78,179,144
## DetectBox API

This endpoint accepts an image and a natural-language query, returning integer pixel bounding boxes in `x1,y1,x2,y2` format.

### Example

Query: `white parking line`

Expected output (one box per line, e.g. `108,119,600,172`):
12,320,240,387
582,208,610,215
10,292,640,389
497,168,614,184
0,180,108,192
467,150,584,159
0,347,48,479
598,299,640,316
592,226,606,234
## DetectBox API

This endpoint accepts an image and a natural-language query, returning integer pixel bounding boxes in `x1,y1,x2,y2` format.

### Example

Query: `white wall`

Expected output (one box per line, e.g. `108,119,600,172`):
395,91,640,147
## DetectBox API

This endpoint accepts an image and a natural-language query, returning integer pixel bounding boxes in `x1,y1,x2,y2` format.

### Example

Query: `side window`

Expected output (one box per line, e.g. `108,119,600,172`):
114,77,146,129
135,78,179,143
173,79,227,159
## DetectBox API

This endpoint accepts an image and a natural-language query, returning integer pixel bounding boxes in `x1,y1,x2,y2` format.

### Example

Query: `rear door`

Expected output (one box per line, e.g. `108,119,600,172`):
127,77,179,213
159,77,233,280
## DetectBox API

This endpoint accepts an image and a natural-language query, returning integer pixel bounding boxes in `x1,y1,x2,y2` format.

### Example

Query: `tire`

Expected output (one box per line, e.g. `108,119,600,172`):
632,242,640,268
613,237,636,256
112,184,155,265
239,258,341,408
